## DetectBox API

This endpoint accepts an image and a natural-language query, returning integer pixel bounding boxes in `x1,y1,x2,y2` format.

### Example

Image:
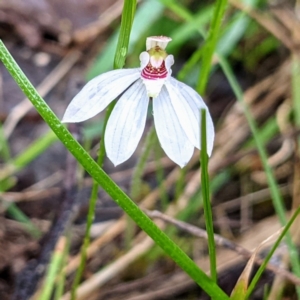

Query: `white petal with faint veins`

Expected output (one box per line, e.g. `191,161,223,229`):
153,86,194,167
62,69,140,123
165,81,200,151
105,79,149,166
169,77,215,156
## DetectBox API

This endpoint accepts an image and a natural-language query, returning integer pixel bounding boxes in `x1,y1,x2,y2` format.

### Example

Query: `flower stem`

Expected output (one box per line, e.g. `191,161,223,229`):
200,109,217,282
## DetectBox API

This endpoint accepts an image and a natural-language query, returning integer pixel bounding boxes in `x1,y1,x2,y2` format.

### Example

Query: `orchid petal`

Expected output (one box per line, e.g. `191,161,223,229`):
139,52,150,69
169,77,215,156
165,55,174,75
105,79,148,166
164,80,201,151
62,69,140,123
153,86,194,167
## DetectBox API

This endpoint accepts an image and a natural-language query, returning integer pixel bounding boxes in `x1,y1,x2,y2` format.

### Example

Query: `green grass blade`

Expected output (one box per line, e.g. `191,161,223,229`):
54,234,70,300
178,47,203,82
201,109,217,282
175,167,187,200
243,117,279,149
167,7,213,54
245,206,300,299
40,238,66,300
217,0,259,57
158,0,194,21
197,0,228,94
0,130,57,182
0,130,57,239
0,123,10,161
292,55,300,126
218,55,286,223
6,203,41,238
113,0,137,69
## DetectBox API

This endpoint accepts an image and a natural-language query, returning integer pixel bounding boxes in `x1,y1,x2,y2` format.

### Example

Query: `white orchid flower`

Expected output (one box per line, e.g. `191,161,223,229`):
62,36,214,167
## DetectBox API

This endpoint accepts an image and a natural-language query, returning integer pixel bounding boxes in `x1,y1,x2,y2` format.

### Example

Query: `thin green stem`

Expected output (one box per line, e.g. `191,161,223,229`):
175,167,187,201
201,109,217,282
130,126,156,200
158,0,193,21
